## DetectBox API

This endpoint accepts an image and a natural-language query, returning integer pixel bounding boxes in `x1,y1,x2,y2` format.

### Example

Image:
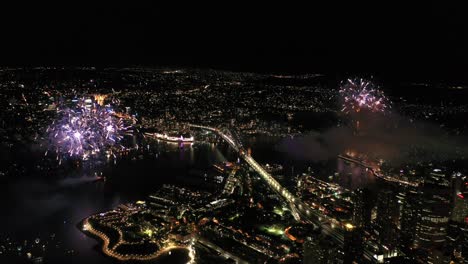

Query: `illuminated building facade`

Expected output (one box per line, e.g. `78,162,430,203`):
399,188,421,251
414,170,451,263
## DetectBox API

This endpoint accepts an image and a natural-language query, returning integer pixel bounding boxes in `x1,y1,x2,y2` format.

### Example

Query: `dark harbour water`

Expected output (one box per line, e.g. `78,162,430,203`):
0,141,234,264
0,137,374,264
245,136,376,191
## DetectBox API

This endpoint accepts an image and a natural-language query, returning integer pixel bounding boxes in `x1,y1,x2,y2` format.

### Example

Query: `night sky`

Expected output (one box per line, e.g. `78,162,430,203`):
1,3,467,81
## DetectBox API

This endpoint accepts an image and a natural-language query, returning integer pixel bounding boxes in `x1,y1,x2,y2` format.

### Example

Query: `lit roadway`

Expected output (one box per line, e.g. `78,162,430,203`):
197,237,248,263
189,124,379,262
188,126,335,225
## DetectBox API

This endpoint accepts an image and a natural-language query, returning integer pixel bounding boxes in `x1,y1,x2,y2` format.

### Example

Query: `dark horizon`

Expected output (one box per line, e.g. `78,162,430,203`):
1,3,468,82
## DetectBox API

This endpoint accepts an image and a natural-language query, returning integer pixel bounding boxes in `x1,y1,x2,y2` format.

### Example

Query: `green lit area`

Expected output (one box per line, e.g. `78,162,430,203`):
272,206,289,217
260,225,284,236
228,213,240,221
143,228,153,238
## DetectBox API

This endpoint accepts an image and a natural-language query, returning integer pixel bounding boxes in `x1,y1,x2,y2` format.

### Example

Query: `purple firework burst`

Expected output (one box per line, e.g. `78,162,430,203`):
339,78,390,114
46,100,132,161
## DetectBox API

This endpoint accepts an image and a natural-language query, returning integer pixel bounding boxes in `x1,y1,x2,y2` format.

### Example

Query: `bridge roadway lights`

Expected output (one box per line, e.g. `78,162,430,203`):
194,124,309,219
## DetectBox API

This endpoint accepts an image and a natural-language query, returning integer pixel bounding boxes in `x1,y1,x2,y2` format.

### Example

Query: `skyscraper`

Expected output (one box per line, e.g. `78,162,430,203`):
376,189,399,249
446,172,468,262
400,188,421,251
343,226,364,264
414,169,451,263
352,188,372,229
451,172,468,224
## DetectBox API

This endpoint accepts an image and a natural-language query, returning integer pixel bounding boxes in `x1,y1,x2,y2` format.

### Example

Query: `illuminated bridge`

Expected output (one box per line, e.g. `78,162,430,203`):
188,126,336,224
189,124,383,262
189,125,332,219
338,155,419,187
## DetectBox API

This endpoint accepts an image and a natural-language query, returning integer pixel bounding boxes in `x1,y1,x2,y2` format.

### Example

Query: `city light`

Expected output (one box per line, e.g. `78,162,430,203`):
143,229,153,238
3,65,464,264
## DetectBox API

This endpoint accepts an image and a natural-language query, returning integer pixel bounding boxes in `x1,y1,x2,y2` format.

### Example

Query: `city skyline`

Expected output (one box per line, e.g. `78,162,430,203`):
1,3,468,264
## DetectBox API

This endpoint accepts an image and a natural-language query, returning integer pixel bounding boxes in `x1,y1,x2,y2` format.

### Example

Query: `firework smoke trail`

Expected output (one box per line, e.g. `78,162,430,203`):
339,78,390,114
46,99,133,162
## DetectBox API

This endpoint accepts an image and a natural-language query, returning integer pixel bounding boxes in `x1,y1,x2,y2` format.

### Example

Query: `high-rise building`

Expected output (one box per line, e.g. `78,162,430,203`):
446,172,468,263
451,172,468,224
400,188,421,251
460,224,468,263
343,226,364,264
446,220,464,262
414,169,451,255
376,189,399,249
352,188,372,229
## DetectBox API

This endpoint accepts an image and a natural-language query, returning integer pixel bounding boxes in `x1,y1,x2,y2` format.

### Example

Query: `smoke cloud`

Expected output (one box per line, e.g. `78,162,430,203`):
276,112,468,165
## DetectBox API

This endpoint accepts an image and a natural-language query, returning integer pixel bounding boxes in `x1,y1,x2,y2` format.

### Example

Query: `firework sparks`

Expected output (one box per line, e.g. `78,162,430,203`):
339,78,390,114
46,98,133,161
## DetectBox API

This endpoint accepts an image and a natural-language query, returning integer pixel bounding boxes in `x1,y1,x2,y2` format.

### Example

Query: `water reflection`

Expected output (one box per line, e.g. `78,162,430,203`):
335,158,375,190
1,140,228,264
1,136,378,263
